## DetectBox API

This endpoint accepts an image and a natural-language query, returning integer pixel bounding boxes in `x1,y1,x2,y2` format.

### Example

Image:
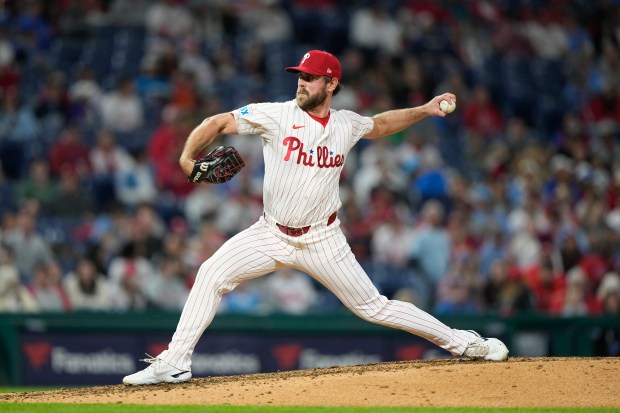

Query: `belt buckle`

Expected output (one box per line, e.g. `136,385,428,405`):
274,213,336,237
288,227,304,237
277,223,306,237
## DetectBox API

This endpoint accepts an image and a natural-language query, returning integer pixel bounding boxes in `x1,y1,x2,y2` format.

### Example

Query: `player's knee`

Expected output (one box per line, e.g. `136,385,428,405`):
349,295,389,322
195,270,236,297
214,277,238,296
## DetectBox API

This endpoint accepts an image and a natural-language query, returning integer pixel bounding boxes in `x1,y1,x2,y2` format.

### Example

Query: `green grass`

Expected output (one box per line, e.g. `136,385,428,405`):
0,387,65,393
0,405,618,413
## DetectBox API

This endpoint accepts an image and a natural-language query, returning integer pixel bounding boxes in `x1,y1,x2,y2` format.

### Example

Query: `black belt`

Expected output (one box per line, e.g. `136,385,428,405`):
275,212,337,237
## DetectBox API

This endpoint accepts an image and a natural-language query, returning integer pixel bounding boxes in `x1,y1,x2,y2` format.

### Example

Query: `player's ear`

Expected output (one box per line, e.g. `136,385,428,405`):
327,77,339,94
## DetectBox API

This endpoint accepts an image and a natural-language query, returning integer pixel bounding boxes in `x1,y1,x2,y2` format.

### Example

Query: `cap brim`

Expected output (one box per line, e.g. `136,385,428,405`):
285,66,324,76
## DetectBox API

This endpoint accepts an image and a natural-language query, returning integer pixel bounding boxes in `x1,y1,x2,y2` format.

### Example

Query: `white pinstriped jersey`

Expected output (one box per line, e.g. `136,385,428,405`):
155,101,482,374
232,100,374,228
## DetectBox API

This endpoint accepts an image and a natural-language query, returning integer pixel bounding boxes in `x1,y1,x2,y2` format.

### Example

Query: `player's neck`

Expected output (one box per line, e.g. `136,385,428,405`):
307,110,330,127
304,103,331,118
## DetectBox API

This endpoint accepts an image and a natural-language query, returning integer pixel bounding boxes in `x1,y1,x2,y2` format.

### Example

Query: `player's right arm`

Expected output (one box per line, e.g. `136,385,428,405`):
179,113,238,177
363,93,456,139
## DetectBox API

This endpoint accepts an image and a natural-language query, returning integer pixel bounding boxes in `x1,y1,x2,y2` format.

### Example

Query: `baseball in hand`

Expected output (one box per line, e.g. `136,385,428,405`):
439,99,456,114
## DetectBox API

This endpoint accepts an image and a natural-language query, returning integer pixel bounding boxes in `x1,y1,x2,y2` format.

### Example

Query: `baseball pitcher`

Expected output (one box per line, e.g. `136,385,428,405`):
123,50,508,385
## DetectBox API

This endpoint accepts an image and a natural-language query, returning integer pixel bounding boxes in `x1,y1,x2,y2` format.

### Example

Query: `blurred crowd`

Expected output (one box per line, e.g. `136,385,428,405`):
0,0,619,349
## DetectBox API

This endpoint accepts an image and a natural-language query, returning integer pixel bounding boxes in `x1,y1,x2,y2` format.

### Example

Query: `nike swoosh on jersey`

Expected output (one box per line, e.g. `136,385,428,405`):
292,125,305,129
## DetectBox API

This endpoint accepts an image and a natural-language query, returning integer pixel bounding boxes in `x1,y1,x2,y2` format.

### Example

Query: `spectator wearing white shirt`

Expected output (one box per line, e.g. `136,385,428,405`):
3,209,54,280
115,149,158,208
264,267,317,315
349,4,403,55
90,130,133,176
0,247,38,313
99,77,144,134
63,257,112,311
0,28,15,68
241,0,293,45
145,0,194,41
145,257,188,311
409,200,451,284
68,67,102,125
28,262,71,312
107,242,153,311
371,212,415,269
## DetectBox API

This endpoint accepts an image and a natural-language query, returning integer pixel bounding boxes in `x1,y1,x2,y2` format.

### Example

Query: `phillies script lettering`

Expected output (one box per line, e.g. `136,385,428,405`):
283,137,344,168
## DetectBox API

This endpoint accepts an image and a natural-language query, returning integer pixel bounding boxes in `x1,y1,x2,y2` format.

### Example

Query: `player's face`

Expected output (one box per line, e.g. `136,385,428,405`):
296,72,331,111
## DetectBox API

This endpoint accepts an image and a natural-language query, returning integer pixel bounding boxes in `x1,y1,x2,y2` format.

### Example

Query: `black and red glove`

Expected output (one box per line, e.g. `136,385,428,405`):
187,145,245,184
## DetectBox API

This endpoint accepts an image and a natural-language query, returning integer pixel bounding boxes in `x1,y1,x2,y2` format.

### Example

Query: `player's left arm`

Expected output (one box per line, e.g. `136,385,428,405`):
363,93,456,139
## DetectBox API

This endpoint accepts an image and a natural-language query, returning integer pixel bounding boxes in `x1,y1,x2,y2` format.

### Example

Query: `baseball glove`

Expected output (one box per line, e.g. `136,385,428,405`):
187,145,245,184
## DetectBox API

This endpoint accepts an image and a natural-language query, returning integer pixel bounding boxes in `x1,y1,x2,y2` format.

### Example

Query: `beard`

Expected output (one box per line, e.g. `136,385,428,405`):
296,87,328,111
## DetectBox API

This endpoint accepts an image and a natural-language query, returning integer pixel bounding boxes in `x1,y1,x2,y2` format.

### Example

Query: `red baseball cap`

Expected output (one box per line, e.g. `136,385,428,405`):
285,50,342,81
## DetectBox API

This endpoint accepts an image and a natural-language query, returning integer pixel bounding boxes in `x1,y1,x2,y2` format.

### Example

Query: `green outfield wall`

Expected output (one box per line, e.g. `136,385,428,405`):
0,311,618,386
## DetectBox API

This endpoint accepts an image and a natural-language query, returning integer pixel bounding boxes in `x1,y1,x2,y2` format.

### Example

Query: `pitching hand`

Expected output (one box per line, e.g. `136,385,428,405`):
426,93,457,117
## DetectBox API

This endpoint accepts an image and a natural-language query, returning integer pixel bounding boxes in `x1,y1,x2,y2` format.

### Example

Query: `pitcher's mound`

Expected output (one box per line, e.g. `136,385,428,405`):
2,357,619,408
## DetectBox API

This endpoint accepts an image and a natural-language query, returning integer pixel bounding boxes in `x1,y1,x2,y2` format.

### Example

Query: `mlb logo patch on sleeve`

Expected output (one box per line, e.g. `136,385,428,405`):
240,105,252,116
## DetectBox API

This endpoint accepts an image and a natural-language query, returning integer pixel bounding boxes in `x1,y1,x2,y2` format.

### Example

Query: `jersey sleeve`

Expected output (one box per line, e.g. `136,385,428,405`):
231,102,282,139
342,110,374,145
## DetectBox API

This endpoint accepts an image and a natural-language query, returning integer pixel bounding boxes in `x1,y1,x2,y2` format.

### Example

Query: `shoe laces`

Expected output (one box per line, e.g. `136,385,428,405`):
139,353,183,373
139,353,168,372
140,353,158,364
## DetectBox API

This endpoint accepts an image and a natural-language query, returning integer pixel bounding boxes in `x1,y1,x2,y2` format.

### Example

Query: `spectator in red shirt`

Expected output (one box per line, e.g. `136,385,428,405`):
463,84,504,139
0,63,21,98
583,84,620,126
523,260,566,314
147,105,194,197
48,125,90,178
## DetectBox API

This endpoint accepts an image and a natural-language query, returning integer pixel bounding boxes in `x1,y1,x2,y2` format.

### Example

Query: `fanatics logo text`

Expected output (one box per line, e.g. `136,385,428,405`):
283,137,344,168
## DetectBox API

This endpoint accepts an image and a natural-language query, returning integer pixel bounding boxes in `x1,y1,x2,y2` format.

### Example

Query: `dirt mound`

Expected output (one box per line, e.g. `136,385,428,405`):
2,357,619,407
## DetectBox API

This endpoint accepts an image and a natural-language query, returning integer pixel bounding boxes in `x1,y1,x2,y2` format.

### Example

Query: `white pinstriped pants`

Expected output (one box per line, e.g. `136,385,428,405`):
159,214,473,371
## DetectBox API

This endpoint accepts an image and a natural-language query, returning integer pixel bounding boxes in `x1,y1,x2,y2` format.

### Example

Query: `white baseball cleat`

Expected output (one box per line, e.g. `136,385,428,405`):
462,330,509,361
123,356,191,385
